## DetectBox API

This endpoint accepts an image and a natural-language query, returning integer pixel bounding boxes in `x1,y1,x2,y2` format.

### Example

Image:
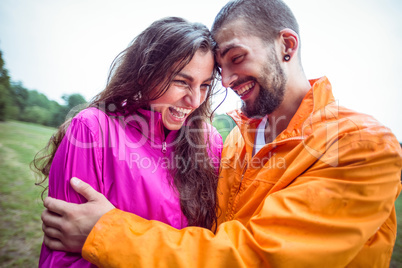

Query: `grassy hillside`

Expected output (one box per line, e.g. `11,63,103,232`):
0,121,55,267
393,194,402,267
0,120,401,267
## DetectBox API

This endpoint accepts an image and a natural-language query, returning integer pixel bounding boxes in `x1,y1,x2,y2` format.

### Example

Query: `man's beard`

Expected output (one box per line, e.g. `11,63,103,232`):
241,53,287,118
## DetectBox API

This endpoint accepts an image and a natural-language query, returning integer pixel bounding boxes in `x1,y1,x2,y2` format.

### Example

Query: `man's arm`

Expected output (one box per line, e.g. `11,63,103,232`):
43,136,402,267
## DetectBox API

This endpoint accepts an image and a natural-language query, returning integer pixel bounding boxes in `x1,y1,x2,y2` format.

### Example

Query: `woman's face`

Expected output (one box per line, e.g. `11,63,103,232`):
150,49,215,131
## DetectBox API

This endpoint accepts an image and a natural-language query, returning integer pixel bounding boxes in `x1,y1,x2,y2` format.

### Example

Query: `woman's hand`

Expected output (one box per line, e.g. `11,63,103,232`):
41,177,115,253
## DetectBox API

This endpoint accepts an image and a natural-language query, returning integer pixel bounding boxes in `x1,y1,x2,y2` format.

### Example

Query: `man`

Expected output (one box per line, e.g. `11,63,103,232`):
42,0,402,266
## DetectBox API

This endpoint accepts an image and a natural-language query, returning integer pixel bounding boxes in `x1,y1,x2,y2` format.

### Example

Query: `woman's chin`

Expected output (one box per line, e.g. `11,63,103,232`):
162,112,186,131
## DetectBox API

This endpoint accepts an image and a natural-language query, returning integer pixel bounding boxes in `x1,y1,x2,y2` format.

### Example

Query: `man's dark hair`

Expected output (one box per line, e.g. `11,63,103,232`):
212,0,299,43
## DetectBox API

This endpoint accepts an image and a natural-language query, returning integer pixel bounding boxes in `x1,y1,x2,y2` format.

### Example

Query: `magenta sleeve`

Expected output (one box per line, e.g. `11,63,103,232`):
39,117,102,268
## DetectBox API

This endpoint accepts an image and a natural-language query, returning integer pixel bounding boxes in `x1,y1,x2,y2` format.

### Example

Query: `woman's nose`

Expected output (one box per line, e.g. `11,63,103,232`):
184,88,202,109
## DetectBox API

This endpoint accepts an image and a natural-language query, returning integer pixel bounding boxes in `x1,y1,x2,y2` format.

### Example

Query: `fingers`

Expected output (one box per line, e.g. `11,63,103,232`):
41,209,63,230
43,196,71,216
42,222,63,240
70,177,100,202
43,234,67,251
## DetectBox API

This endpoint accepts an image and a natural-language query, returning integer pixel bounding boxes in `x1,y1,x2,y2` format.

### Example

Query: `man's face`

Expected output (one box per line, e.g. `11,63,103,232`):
214,20,287,118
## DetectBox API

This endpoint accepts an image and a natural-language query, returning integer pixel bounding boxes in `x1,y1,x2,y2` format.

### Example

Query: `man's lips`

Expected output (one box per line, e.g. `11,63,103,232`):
232,81,256,97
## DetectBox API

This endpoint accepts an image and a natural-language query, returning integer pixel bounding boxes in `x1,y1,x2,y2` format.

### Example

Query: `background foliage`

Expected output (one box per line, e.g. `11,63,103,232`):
0,50,87,127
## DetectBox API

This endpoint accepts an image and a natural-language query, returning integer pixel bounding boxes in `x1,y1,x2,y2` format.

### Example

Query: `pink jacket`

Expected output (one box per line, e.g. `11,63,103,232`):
39,107,222,267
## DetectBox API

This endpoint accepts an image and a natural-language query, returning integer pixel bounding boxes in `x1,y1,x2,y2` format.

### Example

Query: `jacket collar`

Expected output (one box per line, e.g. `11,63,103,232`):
228,76,336,144
125,108,179,143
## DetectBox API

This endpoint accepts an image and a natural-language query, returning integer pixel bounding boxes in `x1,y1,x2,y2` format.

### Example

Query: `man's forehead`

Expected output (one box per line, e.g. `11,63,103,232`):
214,19,248,40
214,21,250,54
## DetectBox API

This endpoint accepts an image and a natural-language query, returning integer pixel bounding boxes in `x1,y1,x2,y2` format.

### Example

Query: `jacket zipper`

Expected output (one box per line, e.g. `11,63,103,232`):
236,164,248,195
229,136,304,219
159,120,167,154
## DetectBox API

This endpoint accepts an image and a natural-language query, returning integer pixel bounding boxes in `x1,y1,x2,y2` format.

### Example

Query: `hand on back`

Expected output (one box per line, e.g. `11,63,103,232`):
41,177,115,253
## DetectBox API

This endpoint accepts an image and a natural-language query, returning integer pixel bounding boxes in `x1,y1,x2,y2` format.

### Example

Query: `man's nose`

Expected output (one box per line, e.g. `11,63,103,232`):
221,68,238,88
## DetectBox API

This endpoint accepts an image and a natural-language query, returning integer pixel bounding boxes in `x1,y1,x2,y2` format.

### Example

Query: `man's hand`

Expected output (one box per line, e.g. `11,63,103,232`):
41,177,115,252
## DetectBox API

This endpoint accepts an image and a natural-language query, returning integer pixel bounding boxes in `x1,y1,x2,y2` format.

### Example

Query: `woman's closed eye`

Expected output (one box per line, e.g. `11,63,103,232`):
201,83,212,91
173,80,189,87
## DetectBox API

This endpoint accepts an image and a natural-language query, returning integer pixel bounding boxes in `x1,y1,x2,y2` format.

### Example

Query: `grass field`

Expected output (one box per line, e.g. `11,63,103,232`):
394,196,402,268
0,121,55,267
0,120,401,267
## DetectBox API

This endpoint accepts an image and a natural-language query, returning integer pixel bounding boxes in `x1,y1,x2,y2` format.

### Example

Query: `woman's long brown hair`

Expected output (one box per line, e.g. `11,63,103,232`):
33,17,221,230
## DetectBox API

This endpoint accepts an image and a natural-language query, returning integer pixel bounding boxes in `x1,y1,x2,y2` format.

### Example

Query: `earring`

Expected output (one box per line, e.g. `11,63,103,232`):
133,91,142,101
284,55,290,61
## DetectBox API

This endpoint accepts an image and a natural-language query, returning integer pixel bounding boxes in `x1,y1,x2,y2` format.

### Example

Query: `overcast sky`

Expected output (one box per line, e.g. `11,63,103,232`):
1,0,401,141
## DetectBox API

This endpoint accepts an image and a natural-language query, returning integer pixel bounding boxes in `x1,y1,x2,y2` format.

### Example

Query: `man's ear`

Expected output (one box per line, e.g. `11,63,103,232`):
279,28,299,61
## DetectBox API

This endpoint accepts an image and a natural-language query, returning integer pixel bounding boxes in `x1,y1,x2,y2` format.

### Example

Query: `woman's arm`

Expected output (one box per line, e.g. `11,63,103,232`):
39,114,103,268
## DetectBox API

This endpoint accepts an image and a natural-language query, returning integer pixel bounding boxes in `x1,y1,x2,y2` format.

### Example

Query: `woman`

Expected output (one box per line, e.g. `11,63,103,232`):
34,17,222,267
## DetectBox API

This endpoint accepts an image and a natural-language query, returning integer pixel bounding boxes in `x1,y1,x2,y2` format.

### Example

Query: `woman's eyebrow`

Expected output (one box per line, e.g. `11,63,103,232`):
175,73,193,82
176,72,214,83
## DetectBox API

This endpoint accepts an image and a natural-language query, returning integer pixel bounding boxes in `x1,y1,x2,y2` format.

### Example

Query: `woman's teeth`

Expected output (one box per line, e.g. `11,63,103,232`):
236,82,255,96
169,106,191,119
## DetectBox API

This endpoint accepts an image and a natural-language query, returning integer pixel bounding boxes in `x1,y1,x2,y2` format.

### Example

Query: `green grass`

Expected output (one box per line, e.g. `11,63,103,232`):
0,120,55,267
392,194,402,267
0,120,401,267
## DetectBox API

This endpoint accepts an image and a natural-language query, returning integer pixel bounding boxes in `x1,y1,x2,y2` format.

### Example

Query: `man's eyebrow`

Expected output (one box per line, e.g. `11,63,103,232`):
219,44,238,58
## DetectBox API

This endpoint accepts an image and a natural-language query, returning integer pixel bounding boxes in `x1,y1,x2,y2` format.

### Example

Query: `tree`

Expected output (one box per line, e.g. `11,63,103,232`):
26,89,52,109
61,93,87,120
62,93,87,110
0,84,10,121
24,106,51,125
8,82,28,120
0,50,12,121
213,114,236,143
0,50,10,87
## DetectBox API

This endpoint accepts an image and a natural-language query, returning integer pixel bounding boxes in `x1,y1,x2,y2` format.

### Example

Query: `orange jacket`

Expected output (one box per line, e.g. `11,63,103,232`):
83,77,402,267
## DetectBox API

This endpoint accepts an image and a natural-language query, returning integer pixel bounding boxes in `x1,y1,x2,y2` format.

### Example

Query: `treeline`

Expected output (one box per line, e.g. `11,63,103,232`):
0,50,86,127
